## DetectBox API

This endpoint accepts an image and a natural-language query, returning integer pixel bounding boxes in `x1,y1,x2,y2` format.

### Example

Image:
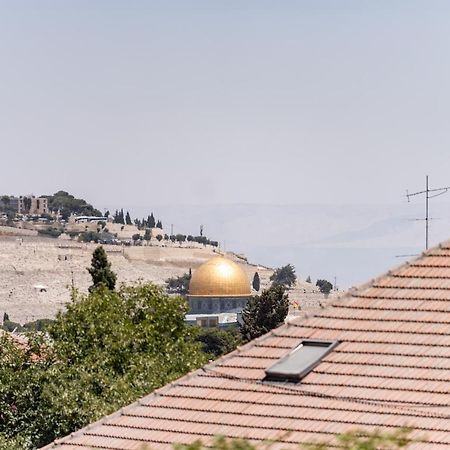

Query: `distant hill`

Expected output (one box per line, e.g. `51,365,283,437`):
129,201,450,287
43,191,102,219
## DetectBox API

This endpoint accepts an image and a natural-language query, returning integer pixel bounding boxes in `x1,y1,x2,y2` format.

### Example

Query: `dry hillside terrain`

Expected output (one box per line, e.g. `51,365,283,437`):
0,235,336,324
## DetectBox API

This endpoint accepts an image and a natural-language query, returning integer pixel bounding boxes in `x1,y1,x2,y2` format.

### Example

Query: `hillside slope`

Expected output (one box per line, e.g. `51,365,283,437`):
0,236,335,324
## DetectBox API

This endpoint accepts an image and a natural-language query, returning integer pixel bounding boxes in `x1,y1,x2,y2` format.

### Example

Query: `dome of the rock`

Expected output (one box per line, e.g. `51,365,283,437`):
189,256,251,297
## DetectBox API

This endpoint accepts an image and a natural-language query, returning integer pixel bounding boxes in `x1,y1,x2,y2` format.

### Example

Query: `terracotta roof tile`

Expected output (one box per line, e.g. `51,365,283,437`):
43,240,450,449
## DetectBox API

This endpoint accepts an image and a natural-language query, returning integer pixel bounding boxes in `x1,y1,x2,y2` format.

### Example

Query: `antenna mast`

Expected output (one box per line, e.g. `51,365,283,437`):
406,175,450,250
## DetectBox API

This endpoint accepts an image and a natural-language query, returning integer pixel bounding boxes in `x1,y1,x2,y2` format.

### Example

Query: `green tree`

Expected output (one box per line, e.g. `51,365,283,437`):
306,275,312,283
316,279,333,295
0,283,208,449
87,246,117,292
1,319,25,332
125,211,132,225
252,272,260,292
79,231,102,243
240,285,289,341
165,272,191,295
132,233,141,242
0,195,10,209
43,191,101,220
270,264,297,288
148,213,156,228
195,327,242,357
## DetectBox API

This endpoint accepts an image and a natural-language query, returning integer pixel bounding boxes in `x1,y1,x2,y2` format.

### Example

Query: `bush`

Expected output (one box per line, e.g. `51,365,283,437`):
23,318,55,332
165,272,191,295
195,327,242,357
78,231,102,243
1,320,25,333
38,227,62,238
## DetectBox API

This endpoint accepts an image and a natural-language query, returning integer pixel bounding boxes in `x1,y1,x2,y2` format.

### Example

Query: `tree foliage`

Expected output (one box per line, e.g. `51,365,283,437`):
43,191,101,220
166,272,191,295
0,283,208,449
148,213,156,228
305,426,417,449
240,285,289,341
194,327,242,358
87,246,117,291
1,316,55,333
252,272,260,292
270,264,297,288
316,279,333,295
125,211,132,225
37,226,62,238
78,231,102,243
186,235,219,247
175,427,418,450
114,209,125,224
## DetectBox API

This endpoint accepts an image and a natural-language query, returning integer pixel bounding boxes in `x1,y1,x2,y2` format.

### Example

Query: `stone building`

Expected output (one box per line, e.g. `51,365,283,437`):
18,195,48,215
187,256,251,326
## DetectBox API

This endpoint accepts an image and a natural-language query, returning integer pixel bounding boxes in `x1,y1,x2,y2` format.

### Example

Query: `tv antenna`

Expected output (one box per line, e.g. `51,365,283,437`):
406,175,450,250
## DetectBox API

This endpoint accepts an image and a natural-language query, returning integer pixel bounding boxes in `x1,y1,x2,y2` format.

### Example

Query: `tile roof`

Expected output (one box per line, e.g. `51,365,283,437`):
43,241,450,449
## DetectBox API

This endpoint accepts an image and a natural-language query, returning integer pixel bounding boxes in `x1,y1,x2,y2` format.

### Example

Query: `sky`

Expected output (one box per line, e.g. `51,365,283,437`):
2,1,450,285
1,1,450,208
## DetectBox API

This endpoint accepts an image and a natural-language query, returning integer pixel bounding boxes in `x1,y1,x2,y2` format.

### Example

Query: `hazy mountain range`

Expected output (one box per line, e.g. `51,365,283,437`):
117,200,450,288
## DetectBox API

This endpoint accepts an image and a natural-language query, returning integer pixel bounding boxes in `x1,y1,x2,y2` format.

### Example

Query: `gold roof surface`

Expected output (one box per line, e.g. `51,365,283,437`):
189,256,251,297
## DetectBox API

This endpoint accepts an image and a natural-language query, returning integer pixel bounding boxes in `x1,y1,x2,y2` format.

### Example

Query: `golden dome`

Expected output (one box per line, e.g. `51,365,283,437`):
189,256,251,297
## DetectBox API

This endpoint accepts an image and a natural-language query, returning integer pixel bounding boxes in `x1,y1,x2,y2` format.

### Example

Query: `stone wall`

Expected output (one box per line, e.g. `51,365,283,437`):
188,296,249,314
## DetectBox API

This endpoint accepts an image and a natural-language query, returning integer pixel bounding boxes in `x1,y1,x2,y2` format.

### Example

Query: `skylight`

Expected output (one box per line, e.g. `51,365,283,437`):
264,339,339,383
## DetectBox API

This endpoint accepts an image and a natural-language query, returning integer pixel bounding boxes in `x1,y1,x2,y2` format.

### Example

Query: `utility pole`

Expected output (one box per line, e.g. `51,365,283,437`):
407,176,450,250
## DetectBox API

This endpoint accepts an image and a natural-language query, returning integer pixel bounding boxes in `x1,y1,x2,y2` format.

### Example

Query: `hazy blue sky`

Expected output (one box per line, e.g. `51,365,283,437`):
1,1,450,209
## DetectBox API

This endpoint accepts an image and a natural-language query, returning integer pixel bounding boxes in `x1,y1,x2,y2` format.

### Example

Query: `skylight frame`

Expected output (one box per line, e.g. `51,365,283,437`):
264,339,339,383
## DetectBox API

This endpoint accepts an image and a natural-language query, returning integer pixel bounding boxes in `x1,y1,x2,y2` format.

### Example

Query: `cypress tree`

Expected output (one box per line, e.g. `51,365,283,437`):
252,272,260,292
148,213,156,228
125,211,132,225
87,246,117,292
